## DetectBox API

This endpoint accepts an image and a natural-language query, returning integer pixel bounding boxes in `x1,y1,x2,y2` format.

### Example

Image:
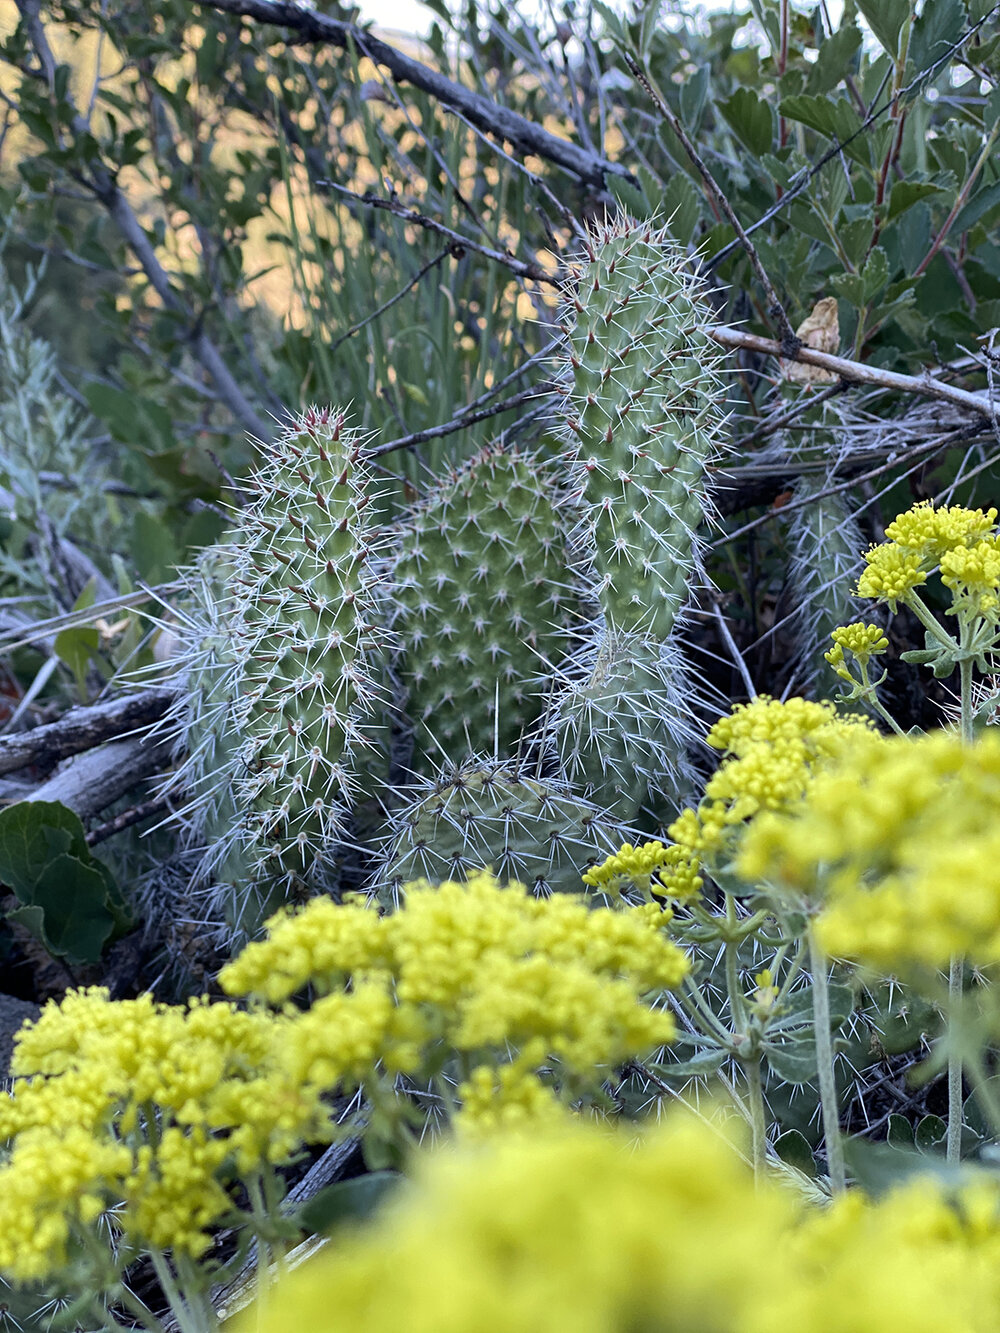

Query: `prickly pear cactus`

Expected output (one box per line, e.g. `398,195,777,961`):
163,407,389,943
558,216,728,639
388,444,579,776
547,216,730,823
549,629,700,826
376,759,624,907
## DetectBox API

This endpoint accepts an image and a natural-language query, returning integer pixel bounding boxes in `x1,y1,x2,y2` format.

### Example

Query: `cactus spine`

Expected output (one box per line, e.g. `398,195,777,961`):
388,443,579,775
376,759,624,907
548,216,730,824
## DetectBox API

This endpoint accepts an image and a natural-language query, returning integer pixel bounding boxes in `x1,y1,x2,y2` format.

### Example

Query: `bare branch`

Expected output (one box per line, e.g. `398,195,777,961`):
0,688,177,776
188,0,632,191
713,325,993,418
366,388,543,459
318,182,560,285
86,792,174,846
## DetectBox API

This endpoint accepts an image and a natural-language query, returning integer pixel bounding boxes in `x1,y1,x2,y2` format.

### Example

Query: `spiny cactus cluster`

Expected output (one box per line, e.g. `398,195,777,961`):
161,407,389,944
158,214,734,960
377,759,625,908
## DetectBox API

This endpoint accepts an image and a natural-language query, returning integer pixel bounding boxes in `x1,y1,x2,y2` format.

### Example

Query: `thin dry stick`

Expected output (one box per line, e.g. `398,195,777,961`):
366,388,542,459
0,584,183,654
317,182,559,285
328,247,451,354
713,424,982,550
87,793,173,846
713,325,992,417
622,50,798,351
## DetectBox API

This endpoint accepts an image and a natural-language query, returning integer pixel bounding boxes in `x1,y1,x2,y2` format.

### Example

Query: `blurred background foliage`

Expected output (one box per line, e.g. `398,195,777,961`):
0,0,998,710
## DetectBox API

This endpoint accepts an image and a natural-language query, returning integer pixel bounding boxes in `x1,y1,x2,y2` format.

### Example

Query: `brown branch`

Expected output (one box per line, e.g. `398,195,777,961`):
188,0,632,191
366,388,543,459
713,325,993,417
0,688,177,777
86,792,173,846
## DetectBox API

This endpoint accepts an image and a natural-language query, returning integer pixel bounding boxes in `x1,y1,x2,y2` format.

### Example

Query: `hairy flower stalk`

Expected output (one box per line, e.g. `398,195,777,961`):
548,215,730,825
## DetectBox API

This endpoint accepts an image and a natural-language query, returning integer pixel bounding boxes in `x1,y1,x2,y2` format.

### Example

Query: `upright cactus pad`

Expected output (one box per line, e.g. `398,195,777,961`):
545,216,731,822
558,216,728,639
163,408,389,936
376,759,624,907
388,444,579,775
228,407,388,885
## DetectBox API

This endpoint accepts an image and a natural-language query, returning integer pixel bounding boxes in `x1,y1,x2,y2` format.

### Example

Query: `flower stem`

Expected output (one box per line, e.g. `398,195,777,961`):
808,922,845,1193
149,1249,205,1333
947,955,964,1165
680,977,735,1048
746,1053,767,1177
723,893,746,1031
960,656,975,744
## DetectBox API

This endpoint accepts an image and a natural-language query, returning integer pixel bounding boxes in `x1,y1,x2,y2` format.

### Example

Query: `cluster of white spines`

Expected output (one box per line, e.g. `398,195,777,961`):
160,407,389,928
558,215,728,640
228,406,388,883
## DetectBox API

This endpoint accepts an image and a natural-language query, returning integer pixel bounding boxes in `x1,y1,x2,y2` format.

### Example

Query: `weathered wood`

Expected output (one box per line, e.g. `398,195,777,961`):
0,688,176,776
23,734,174,820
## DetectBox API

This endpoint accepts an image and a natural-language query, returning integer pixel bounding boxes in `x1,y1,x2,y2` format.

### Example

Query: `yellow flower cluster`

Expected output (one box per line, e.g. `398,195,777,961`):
940,541,1000,617
240,1111,1000,1333
884,500,997,560
0,877,688,1284
858,501,1000,615
855,544,926,611
0,990,323,1279
668,697,870,861
223,874,688,1075
738,729,1000,972
582,840,703,902
824,621,888,676
454,1050,569,1137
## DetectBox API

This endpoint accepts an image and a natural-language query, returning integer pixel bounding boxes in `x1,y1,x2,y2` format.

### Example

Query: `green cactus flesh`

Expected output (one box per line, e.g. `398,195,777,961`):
549,629,699,828
389,444,579,776
559,217,728,639
377,760,624,907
